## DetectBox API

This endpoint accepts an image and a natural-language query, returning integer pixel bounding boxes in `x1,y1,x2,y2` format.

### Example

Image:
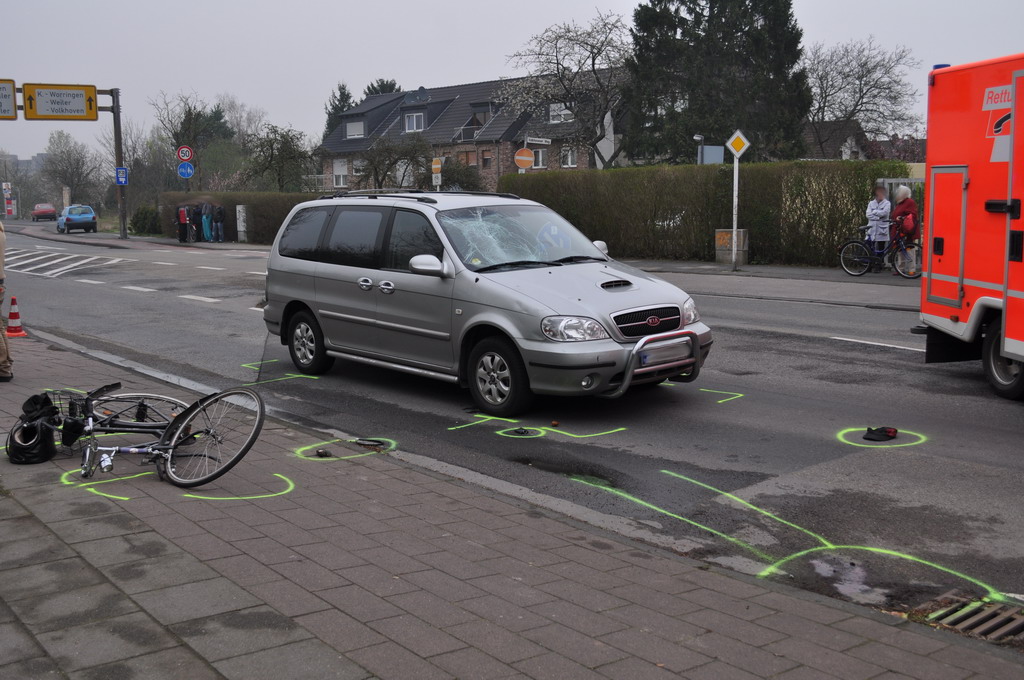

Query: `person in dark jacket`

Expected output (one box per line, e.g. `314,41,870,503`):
176,205,190,243
212,205,226,243
190,204,204,242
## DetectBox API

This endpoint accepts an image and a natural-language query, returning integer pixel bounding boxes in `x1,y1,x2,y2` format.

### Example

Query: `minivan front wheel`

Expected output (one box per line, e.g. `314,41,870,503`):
468,337,533,416
288,311,334,375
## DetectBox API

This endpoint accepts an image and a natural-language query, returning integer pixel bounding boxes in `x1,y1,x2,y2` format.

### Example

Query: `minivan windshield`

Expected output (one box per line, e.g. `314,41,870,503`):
435,205,606,272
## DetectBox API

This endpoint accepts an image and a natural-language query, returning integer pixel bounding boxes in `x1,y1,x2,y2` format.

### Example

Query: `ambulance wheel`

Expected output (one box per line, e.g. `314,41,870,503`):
983,321,1024,400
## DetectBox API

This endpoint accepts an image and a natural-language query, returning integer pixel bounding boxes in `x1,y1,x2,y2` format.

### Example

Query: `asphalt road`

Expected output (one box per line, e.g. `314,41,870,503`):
4,221,1023,612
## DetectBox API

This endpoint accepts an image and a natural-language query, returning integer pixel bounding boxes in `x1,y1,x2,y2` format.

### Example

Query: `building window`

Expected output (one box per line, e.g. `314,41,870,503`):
345,121,365,138
548,103,574,123
458,150,477,166
405,112,425,132
470,109,492,127
332,159,348,188
481,149,493,169
559,147,577,168
532,148,547,169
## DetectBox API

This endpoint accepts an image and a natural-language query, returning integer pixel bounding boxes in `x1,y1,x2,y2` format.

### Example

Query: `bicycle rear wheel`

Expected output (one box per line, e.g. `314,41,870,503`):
893,243,922,279
158,388,265,488
839,241,872,276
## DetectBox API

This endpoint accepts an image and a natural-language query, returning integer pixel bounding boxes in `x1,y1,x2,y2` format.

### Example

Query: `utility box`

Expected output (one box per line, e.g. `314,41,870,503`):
235,205,250,243
715,229,748,265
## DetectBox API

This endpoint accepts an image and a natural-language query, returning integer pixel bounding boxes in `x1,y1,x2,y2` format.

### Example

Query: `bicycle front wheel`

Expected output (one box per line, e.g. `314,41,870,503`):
839,241,872,276
893,243,922,279
159,388,265,488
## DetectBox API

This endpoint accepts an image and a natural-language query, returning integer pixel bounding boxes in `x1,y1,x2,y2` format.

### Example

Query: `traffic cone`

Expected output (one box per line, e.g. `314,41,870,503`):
5,296,28,338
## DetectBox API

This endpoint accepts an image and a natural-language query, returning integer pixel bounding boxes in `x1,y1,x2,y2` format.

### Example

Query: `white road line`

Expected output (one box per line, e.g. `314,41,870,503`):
121,286,157,292
249,307,264,312
34,245,66,250
15,254,79,272
6,252,54,264
76,279,103,285
196,266,226,270
247,271,267,276
830,336,925,353
153,261,178,266
46,256,101,276
179,295,222,303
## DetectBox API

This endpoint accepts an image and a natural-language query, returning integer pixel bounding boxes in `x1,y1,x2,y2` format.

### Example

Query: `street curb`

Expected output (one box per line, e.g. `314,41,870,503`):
688,290,918,312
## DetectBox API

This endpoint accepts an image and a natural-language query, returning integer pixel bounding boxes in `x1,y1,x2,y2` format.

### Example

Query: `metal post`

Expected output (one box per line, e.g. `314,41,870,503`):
731,154,739,272
110,88,128,239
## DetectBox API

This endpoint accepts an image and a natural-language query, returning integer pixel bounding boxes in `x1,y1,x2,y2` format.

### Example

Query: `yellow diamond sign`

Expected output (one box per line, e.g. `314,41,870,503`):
727,130,750,158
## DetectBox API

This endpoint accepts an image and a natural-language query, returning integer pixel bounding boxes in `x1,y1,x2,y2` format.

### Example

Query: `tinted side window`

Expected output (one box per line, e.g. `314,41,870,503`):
278,207,332,260
322,207,388,267
385,210,444,270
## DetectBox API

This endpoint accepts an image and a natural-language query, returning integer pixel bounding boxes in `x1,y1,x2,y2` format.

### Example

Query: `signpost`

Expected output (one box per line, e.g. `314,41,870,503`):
431,157,442,189
432,173,442,187
177,162,195,180
725,130,750,272
22,83,99,121
0,80,15,120
514,148,535,171
525,136,551,146
115,167,128,186
177,145,194,162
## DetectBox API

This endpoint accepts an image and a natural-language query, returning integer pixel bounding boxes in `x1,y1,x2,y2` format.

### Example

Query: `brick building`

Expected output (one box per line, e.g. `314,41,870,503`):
319,78,609,192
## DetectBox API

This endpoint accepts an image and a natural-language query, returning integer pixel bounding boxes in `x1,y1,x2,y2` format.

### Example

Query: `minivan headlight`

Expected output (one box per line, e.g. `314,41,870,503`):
682,297,700,325
541,316,610,342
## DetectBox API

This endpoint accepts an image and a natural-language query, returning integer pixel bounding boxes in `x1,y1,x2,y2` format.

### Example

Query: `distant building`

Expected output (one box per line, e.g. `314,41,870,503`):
802,121,926,163
319,78,605,192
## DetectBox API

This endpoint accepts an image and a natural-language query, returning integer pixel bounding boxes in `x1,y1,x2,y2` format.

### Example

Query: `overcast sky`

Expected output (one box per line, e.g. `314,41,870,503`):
1,0,1021,159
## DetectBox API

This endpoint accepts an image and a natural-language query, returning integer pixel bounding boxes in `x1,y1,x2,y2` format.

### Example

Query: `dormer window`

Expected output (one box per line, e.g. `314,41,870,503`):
345,121,365,138
405,112,425,132
548,103,574,123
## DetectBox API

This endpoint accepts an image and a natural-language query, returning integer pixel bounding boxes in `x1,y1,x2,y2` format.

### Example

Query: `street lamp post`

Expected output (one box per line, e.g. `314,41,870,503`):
693,134,705,165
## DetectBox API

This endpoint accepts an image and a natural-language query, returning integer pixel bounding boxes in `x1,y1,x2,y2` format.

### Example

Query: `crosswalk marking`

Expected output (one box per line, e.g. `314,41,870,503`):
122,286,157,292
179,295,221,303
3,249,134,278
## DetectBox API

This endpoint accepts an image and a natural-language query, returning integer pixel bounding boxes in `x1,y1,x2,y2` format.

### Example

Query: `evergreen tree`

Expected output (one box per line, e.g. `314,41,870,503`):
625,0,810,162
363,78,401,98
323,82,356,141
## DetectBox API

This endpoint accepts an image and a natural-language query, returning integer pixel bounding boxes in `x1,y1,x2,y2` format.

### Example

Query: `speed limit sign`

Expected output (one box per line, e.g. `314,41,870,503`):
176,145,194,162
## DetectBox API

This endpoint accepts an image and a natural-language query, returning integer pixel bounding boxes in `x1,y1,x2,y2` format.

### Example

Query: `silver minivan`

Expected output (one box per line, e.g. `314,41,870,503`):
264,191,712,416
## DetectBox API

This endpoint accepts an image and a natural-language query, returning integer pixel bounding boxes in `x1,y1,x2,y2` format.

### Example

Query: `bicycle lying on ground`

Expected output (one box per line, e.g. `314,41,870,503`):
8,383,264,488
838,223,921,279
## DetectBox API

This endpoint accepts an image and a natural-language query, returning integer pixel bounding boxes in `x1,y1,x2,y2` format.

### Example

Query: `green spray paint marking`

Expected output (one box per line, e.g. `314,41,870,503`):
451,414,625,439
660,470,834,548
182,473,295,500
59,469,156,501
836,428,928,448
294,438,398,461
699,388,745,403
241,360,279,370
570,476,774,561
758,546,1006,603
240,360,318,387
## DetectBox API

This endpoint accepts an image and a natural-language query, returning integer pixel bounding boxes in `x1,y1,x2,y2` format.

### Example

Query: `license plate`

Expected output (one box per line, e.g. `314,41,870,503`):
639,340,690,366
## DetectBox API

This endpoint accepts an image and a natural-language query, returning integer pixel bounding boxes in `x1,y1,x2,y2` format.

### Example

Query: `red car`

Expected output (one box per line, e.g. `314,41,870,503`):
31,203,58,221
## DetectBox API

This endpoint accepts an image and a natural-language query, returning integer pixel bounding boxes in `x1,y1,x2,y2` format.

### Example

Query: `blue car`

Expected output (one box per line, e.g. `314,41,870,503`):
57,205,98,234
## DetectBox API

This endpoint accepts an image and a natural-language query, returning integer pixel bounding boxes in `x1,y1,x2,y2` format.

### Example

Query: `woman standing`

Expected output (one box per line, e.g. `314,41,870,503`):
891,185,920,276
865,185,891,266
0,220,12,382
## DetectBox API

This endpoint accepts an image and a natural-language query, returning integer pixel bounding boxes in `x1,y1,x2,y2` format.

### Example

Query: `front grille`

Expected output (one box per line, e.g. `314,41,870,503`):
613,306,681,338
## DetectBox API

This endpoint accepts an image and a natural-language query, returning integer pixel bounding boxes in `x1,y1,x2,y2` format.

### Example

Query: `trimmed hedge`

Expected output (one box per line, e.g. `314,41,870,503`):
158,192,313,244
498,160,910,266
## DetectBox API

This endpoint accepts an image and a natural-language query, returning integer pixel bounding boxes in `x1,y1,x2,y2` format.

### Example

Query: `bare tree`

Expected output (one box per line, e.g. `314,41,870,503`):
216,93,267,150
97,118,147,169
354,134,433,190
40,131,103,204
802,37,922,157
497,10,631,168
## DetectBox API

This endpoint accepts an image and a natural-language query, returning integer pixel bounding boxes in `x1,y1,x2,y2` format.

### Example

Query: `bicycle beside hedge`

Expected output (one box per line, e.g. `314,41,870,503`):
838,222,921,279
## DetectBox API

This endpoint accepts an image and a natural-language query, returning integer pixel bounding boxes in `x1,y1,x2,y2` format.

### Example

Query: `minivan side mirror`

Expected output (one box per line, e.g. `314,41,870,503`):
409,254,446,277
593,240,609,256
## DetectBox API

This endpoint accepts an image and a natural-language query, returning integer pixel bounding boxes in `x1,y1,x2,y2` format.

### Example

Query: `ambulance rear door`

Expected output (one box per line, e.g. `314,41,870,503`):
1002,69,1024,359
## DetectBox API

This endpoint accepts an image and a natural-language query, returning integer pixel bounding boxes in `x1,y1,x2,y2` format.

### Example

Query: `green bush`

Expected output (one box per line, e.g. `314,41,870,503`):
158,191,313,244
129,206,161,235
498,160,910,266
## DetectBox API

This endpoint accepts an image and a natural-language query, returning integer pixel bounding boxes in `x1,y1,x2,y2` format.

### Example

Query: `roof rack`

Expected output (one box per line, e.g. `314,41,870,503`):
318,189,437,204
434,191,520,200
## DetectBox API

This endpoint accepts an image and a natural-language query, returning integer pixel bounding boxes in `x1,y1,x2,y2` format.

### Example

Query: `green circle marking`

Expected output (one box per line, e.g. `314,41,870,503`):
836,427,928,448
496,427,546,439
181,473,295,500
294,438,397,460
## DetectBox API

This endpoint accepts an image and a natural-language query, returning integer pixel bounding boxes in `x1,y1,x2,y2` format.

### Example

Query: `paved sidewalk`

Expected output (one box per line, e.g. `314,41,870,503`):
1,337,1020,679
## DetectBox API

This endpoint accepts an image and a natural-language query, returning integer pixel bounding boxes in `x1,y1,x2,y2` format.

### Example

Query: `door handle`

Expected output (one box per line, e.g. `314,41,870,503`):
357,277,374,291
379,281,395,295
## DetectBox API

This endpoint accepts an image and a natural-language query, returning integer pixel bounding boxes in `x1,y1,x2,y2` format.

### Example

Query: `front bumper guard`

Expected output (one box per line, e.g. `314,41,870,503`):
601,329,701,399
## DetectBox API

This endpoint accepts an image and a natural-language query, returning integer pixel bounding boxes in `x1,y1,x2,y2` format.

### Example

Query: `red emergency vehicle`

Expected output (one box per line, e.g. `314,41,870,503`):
922,53,1024,399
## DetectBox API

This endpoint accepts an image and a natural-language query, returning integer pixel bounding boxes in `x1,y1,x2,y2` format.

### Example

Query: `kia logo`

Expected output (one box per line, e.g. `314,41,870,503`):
646,316,661,326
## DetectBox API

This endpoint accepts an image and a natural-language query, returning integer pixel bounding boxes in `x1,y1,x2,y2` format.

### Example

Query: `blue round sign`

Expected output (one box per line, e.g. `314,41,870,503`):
177,161,195,179
537,222,571,251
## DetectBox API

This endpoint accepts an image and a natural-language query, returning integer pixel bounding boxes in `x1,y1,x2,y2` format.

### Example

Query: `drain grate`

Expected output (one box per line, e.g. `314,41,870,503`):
915,592,1024,642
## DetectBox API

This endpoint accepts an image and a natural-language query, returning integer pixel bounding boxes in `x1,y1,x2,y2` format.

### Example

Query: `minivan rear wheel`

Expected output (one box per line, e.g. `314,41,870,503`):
983,320,1024,399
468,337,533,416
288,311,334,375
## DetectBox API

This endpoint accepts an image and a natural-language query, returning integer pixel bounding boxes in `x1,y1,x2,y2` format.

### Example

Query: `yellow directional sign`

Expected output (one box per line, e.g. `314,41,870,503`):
0,80,16,120
22,83,99,121
726,129,751,158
